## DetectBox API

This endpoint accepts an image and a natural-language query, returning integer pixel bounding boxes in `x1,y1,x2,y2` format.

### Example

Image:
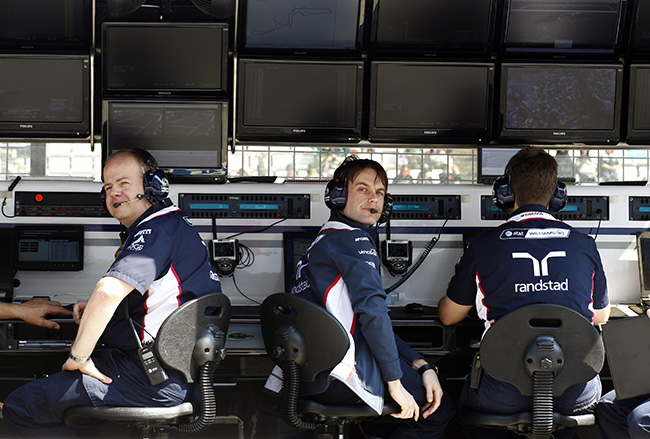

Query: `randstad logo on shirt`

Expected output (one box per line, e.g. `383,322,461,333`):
515,278,569,293
501,228,570,240
512,251,569,293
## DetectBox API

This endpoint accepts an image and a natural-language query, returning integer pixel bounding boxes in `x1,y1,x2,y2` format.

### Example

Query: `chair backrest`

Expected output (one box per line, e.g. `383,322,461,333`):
155,293,231,383
260,292,349,382
479,304,604,397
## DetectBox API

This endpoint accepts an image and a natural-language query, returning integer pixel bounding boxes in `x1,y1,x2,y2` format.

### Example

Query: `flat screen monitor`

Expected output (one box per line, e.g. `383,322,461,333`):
477,146,522,183
630,0,650,58
371,0,497,57
14,225,84,271
628,65,650,143
503,0,625,56
499,63,622,144
637,231,650,298
240,0,363,54
283,230,319,292
102,22,228,97
0,0,91,52
237,59,363,142
104,100,229,181
0,55,90,138
369,61,494,143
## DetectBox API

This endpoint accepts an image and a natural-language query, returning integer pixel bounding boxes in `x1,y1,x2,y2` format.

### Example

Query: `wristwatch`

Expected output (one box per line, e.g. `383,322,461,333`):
68,352,90,364
417,363,439,376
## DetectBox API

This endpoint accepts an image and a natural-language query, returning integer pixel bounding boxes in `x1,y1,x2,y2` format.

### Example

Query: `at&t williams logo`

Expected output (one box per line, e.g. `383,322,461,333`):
512,251,569,293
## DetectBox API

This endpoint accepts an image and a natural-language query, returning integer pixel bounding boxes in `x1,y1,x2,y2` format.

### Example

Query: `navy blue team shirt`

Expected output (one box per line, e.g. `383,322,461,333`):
102,200,221,352
447,204,608,331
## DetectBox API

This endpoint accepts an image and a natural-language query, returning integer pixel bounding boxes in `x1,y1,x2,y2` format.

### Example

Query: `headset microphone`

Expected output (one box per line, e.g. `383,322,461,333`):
113,194,145,208
370,208,379,214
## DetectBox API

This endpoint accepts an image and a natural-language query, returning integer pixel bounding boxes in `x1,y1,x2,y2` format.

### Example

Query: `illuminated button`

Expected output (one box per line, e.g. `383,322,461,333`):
34,194,44,202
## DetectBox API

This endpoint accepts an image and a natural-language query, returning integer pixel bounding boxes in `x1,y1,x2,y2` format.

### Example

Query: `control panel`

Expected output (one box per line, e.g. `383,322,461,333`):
390,195,461,220
178,193,310,219
629,197,650,221
481,195,609,221
15,192,109,217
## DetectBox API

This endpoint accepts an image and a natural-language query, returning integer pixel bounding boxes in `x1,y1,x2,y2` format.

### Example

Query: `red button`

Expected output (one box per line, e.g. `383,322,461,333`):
34,194,44,202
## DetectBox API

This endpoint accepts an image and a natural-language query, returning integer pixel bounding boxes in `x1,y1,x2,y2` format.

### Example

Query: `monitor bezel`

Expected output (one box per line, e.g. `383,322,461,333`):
13,225,85,272
236,58,364,142
0,0,92,53
103,99,229,181
498,62,623,145
627,64,650,144
101,22,229,97
368,61,495,144
369,0,498,58
237,0,365,56
0,54,91,139
501,0,627,58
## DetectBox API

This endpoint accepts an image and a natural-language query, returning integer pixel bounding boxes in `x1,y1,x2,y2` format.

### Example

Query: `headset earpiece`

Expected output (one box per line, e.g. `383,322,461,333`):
492,175,514,211
549,180,567,212
324,177,347,210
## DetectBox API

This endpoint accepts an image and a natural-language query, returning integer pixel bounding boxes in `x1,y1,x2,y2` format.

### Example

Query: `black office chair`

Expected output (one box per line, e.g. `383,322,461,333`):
261,292,398,439
64,293,230,439
459,304,605,439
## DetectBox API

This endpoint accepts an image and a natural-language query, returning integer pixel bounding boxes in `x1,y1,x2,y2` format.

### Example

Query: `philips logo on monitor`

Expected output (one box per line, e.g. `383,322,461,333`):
19,124,34,129
292,129,306,133
553,132,567,136
423,130,439,135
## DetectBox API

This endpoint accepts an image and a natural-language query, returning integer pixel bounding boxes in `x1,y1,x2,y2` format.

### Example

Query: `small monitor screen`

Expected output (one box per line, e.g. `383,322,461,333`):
242,0,361,51
105,101,228,177
0,55,90,137
478,146,521,183
237,59,363,141
372,0,495,55
370,62,493,143
504,0,623,55
103,23,227,95
500,63,622,143
0,0,91,51
14,226,84,271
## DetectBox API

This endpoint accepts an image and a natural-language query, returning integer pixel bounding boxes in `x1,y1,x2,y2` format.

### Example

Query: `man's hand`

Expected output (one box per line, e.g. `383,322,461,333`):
12,298,72,329
73,301,88,324
387,379,419,421
420,368,444,418
62,357,112,384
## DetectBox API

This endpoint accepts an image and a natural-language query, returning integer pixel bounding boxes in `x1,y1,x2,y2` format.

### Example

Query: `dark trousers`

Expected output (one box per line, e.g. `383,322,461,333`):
312,357,455,439
458,373,601,439
596,390,650,438
3,349,190,438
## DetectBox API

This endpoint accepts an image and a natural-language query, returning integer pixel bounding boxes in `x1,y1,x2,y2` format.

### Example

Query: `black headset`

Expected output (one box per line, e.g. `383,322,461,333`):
100,148,170,211
324,159,393,224
492,174,567,212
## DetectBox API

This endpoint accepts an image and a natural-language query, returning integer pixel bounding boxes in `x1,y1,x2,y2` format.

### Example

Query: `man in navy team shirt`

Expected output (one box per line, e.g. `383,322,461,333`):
2,148,221,437
439,146,610,439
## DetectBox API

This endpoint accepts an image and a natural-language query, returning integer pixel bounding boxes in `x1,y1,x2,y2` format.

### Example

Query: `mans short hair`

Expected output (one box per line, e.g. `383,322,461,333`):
334,155,388,190
102,148,157,182
505,147,558,207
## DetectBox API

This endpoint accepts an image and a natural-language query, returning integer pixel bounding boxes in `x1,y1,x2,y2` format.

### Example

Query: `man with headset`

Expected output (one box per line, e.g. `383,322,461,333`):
2,148,221,437
267,155,454,438
438,146,610,438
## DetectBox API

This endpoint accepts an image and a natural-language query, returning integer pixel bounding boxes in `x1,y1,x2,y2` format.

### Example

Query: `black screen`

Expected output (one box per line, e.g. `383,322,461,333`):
0,0,90,51
238,59,362,140
103,23,227,95
504,65,618,130
504,0,623,54
372,0,494,55
0,55,89,137
243,0,361,51
631,1,650,55
106,101,227,175
631,67,650,130
14,226,84,271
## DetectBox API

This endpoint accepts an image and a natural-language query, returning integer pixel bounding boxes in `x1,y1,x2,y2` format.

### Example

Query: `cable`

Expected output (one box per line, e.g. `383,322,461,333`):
385,217,449,295
225,213,302,240
1,199,16,218
231,271,262,305
591,209,603,241
1,176,22,219
236,242,255,269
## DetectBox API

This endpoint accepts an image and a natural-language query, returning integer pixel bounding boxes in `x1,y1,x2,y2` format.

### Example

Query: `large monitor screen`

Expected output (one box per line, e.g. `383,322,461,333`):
627,65,650,143
630,0,650,58
14,225,84,271
503,0,624,55
104,101,228,180
0,55,90,138
369,61,494,143
237,59,363,142
371,0,496,57
0,0,91,52
500,63,622,144
241,0,362,53
102,22,228,96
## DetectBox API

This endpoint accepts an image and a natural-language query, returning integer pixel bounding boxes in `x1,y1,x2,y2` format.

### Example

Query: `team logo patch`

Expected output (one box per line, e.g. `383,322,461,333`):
501,228,570,240
127,235,146,251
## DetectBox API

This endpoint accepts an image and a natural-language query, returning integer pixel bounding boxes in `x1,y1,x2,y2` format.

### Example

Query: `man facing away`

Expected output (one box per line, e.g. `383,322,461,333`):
439,146,610,439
